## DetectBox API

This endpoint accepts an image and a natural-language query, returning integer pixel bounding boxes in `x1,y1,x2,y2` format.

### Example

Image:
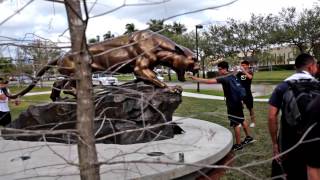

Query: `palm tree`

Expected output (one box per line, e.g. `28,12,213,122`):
103,31,114,40
124,23,137,34
147,19,164,32
171,22,187,34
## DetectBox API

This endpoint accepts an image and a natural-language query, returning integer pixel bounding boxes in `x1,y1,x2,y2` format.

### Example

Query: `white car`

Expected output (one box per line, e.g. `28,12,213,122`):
156,73,164,82
133,72,164,82
92,73,118,86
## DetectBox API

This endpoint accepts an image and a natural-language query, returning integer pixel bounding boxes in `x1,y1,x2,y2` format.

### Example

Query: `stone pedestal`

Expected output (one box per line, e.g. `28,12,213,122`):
0,118,233,180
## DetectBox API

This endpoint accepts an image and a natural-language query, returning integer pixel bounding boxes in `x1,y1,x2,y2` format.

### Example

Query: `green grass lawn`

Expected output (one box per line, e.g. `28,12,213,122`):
184,89,272,99
184,88,224,96
157,70,295,84
58,70,295,85
253,70,294,84
7,86,52,119
175,97,272,179
115,74,135,81
8,86,51,93
115,73,180,82
9,94,51,119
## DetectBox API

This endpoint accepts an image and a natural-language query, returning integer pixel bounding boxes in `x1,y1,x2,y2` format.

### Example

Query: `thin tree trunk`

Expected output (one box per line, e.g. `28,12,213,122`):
64,1,100,180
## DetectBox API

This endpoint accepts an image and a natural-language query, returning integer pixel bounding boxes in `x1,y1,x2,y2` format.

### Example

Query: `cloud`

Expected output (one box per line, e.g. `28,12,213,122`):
0,0,319,43
0,1,67,41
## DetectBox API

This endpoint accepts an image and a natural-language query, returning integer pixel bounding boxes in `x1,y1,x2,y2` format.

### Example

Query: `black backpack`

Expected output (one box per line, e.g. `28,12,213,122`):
282,79,320,134
228,75,246,104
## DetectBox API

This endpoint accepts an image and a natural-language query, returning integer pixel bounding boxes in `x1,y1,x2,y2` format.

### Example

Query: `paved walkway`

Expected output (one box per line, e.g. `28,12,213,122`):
24,90,269,102
182,92,268,102
167,82,275,97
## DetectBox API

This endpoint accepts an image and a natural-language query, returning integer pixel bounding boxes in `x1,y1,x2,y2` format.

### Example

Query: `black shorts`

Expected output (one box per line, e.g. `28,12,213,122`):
0,111,11,126
243,95,253,109
227,106,244,127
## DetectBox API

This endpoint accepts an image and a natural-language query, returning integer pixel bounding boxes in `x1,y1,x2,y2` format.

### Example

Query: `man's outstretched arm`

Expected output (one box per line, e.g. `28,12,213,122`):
188,76,218,84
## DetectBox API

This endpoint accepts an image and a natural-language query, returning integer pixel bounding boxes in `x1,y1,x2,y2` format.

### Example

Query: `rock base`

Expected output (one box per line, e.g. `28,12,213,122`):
3,81,183,144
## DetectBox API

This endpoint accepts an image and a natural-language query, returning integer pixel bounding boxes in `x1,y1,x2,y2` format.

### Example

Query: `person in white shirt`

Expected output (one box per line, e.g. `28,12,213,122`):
0,78,19,126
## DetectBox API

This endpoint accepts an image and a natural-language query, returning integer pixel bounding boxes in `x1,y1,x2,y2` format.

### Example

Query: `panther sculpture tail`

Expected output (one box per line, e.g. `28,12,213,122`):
1,57,60,99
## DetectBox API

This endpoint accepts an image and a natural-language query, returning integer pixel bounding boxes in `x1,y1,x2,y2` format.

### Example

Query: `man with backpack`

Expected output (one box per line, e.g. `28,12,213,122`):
268,53,320,180
189,61,254,151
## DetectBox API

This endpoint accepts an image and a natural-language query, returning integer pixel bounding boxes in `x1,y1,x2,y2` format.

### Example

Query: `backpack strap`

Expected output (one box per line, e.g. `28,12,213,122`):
282,82,301,127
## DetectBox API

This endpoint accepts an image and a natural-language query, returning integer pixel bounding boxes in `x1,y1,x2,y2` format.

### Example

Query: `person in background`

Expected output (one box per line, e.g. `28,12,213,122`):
236,60,256,127
268,53,320,180
0,78,19,126
189,61,254,151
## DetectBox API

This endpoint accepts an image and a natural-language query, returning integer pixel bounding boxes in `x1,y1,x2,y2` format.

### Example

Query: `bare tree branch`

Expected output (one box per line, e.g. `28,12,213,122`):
0,0,34,26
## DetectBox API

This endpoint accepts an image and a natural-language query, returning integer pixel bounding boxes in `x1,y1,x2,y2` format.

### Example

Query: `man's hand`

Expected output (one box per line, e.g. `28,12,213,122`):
272,143,282,163
185,72,194,79
14,98,21,106
188,75,197,80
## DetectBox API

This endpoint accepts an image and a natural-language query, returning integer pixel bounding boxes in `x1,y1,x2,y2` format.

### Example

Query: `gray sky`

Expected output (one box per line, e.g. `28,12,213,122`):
0,0,319,43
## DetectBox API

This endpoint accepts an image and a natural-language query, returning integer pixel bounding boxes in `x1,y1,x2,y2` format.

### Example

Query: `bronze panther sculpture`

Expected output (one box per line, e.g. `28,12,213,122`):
3,30,199,100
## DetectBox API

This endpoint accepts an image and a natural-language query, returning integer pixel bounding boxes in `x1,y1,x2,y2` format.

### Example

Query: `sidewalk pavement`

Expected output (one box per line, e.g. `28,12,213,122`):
182,92,268,102
25,91,269,102
25,91,52,96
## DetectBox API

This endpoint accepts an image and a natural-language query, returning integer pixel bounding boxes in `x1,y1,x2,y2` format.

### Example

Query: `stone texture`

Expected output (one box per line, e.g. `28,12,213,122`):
3,81,182,144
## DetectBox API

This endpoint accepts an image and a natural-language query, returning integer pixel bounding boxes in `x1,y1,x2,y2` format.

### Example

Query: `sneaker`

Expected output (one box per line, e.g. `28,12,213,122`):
241,136,254,145
232,144,243,151
249,123,255,128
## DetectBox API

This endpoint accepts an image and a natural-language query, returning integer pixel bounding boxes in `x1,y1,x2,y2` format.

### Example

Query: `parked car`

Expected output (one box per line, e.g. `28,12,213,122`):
156,73,164,82
92,73,118,86
9,75,32,84
133,72,164,82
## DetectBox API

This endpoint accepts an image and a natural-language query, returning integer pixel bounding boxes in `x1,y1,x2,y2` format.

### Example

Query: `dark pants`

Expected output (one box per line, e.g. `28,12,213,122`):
272,149,307,180
0,111,11,126
271,160,285,179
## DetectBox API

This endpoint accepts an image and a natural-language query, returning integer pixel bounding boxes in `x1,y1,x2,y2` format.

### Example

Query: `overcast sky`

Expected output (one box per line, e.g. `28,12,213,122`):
0,0,319,43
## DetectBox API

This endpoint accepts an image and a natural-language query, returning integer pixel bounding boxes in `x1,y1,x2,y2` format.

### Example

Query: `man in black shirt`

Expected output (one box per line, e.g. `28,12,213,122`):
237,60,256,128
189,61,254,151
268,53,320,180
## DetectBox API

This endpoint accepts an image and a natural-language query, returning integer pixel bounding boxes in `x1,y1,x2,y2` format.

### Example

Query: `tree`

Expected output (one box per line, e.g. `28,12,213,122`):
124,23,138,34
299,6,320,58
64,1,100,179
204,25,230,59
0,57,14,74
147,19,164,32
248,14,278,56
170,22,187,35
103,31,114,40
24,39,62,77
225,19,252,57
89,38,98,43
277,7,308,53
